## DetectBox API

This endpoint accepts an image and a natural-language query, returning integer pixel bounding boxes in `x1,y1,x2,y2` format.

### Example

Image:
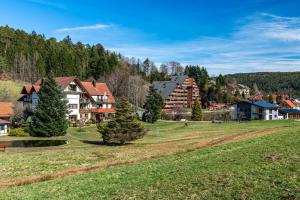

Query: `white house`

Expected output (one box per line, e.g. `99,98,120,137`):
80,80,116,122
0,119,9,135
19,77,116,123
234,100,279,120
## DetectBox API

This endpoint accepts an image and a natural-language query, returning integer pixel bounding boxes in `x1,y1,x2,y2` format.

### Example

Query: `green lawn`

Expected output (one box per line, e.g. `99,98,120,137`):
0,120,299,199
0,80,24,102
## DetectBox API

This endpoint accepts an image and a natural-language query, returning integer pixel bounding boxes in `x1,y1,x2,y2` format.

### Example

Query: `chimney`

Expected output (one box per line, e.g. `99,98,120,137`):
92,79,96,87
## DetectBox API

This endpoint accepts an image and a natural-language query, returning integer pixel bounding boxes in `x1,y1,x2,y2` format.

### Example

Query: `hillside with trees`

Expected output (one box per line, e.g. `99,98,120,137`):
225,72,300,97
0,26,170,107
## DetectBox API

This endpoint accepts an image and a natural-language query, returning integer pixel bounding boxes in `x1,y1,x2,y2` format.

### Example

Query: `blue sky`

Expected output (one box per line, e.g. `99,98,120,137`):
1,0,300,74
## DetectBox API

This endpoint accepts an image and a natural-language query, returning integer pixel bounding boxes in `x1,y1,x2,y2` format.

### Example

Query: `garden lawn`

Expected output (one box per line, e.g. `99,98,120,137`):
0,121,299,199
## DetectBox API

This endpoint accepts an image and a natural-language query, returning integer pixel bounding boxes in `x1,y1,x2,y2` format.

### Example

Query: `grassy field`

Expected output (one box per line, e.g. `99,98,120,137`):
0,120,299,199
0,80,24,102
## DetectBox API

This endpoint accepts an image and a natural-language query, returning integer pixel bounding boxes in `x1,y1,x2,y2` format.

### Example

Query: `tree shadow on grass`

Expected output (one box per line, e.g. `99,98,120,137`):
80,140,133,146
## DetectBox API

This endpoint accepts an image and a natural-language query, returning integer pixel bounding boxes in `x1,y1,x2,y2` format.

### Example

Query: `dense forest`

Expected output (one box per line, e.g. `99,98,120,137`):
0,26,181,107
226,72,300,97
2,26,299,105
0,25,120,82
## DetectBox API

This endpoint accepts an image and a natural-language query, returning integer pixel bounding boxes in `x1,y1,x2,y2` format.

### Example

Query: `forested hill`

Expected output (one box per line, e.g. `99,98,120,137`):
0,26,119,82
225,72,300,97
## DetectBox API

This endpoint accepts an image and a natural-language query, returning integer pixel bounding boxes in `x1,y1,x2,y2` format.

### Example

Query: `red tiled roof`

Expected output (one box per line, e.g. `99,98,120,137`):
35,76,76,90
282,100,296,108
31,85,41,93
81,82,102,95
81,82,115,103
0,102,14,117
0,119,10,124
91,108,116,113
249,95,263,101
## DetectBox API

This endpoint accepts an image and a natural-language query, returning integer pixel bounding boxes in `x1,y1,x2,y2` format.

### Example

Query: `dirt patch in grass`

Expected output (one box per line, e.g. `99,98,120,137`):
0,126,287,188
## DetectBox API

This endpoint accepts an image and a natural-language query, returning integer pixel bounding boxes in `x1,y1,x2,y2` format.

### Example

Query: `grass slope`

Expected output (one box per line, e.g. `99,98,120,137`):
0,122,299,199
0,80,24,102
0,121,299,199
0,121,293,185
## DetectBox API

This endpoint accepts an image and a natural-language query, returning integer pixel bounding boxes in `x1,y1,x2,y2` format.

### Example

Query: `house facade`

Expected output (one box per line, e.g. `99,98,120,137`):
80,81,116,122
234,100,279,120
279,109,300,120
19,77,115,122
153,76,199,110
0,119,9,135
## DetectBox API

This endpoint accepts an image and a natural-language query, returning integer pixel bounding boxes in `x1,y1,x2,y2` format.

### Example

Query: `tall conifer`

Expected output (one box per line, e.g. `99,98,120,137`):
30,72,68,137
191,98,203,121
142,86,164,123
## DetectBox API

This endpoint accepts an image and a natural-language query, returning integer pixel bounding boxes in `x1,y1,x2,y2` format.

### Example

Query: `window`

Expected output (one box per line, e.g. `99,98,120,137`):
0,125,4,131
69,84,77,92
69,115,77,122
69,104,78,109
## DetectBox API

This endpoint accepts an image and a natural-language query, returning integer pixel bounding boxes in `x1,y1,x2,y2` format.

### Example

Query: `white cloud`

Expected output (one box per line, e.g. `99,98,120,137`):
54,13,300,74
107,13,300,74
56,24,112,32
27,0,66,10
236,12,300,41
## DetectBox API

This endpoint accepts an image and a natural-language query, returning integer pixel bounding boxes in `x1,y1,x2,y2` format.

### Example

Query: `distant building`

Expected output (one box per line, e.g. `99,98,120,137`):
19,77,116,122
279,109,300,120
0,102,14,122
227,83,250,96
153,76,199,110
208,103,226,111
234,100,279,120
281,100,298,109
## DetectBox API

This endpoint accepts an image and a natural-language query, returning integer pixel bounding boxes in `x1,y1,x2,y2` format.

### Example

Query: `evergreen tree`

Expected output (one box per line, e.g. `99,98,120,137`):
142,58,151,76
98,99,145,144
29,72,68,137
268,94,273,103
216,74,225,87
142,86,164,123
191,98,203,121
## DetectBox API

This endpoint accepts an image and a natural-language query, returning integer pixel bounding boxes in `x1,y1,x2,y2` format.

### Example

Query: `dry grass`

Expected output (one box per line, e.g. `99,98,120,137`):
0,124,288,188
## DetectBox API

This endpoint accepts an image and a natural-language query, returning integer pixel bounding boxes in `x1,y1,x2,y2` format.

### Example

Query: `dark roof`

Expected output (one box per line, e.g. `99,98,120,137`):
170,75,188,83
279,109,300,114
240,100,279,109
153,75,188,98
251,101,279,109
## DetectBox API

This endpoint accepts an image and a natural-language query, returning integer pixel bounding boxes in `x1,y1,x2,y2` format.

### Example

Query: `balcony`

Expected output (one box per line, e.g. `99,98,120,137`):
79,98,90,104
94,99,108,104
79,109,92,114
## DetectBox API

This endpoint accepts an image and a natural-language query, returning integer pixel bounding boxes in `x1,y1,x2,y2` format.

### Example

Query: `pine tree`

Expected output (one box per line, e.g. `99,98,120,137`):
29,72,68,137
268,94,273,103
191,98,203,121
142,86,165,123
98,99,145,144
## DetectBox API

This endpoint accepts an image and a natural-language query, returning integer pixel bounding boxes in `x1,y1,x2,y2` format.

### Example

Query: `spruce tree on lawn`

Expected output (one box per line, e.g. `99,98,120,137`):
98,99,145,144
142,86,164,123
191,98,203,121
30,72,68,137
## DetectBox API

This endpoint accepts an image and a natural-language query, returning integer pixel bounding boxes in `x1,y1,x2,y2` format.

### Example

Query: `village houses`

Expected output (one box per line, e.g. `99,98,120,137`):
18,77,116,123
